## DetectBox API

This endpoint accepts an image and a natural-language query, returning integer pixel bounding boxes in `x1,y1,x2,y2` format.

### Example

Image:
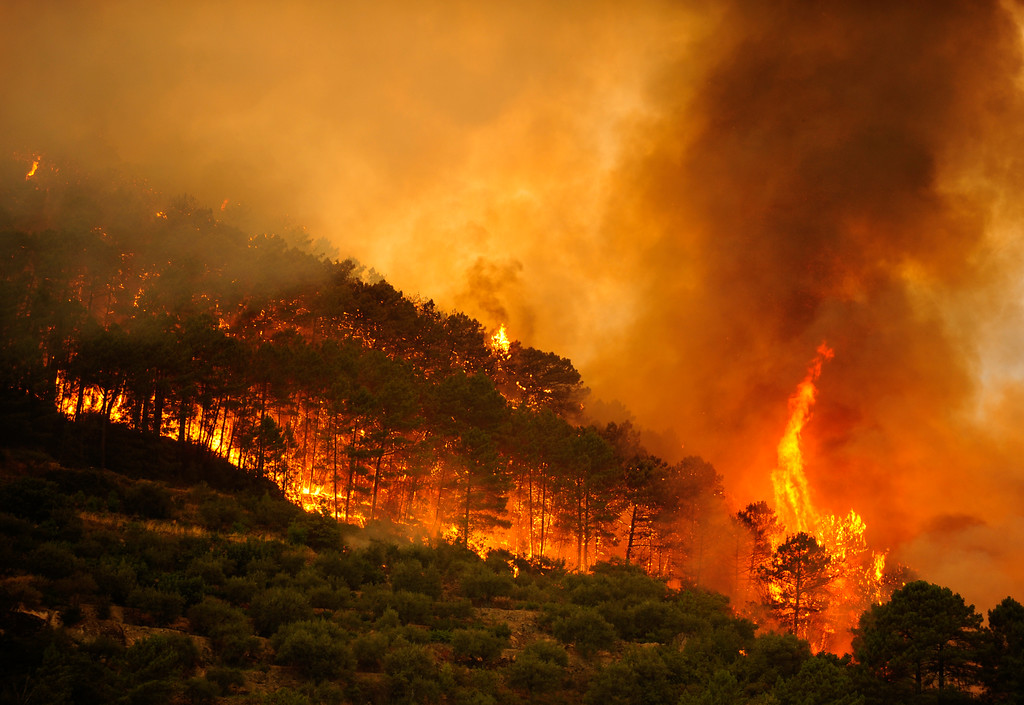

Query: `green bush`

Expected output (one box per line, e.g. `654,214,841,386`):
450,627,509,665
184,676,219,704
188,600,261,665
187,596,249,635
220,575,260,605
459,564,514,603
92,559,138,603
186,555,229,587
384,643,440,704
198,496,246,531
309,585,349,610
204,666,247,696
390,558,443,599
0,476,67,522
552,606,617,657
26,541,81,579
288,514,341,551
122,632,200,682
271,619,354,681
127,586,186,625
507,640,568,695
123,481,174,519
584,646,684,705
352,630,390,671
250,586,314,636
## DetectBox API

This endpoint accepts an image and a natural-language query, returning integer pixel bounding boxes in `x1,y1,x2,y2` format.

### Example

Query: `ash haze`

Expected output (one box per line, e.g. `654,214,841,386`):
5,0,1024,611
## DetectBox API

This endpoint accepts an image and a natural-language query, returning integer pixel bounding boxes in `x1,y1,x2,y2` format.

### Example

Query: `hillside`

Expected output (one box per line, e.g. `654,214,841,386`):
3,158,1024,704
0,429,777,705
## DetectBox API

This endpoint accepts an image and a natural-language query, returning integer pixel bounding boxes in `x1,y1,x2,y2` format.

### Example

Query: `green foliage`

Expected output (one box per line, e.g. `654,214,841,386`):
123,632,200,683
123,481,174,519
0,476,68,522
197,495,246,530
459,563,515,603
984,596,1024,701
286,512,342,549
250,586,314,636
390,558,443,599
353,630,391,670
773,655,865,705
551,605,617,657
384,642,441,704
450,626,509,665
854,580,983,697
271,619,355,681
26,541,82,579
585,645,685,705
507,640,569,694
126,586,186,625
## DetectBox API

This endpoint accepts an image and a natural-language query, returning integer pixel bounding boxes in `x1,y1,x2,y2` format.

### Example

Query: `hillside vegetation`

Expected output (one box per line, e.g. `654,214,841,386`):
3,157,1024,704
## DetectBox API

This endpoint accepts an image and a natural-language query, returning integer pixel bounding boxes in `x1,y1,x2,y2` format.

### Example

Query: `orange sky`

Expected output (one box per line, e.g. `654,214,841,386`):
3,0,1024,612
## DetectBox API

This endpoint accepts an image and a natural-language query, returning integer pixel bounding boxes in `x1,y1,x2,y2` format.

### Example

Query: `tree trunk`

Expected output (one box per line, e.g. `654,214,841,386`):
626,504,639,564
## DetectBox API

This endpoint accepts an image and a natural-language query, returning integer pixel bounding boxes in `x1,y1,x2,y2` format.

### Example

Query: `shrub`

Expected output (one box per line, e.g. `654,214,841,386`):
552,606,617,657
92,559,138,603
287,514,341,551
250,586,314,636
122,632,200,682
507,640,569,695
203,666,246,695
584,646,683,705
352,631,390,671
184,676,219,704
127,586,186,625
0,477,67,522
309,585,349,610
188,596,248,635
187,555,229,587
450,627,509,665
459,564,514,603
384,643,440,704
198,496,246,531
271,619,354,681
26,542,81,579
221,575,260,605
123,481,174,519
390,559,443,599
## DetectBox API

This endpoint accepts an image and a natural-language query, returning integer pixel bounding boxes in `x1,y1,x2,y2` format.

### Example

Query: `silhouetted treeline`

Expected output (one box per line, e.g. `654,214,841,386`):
0,158,727,577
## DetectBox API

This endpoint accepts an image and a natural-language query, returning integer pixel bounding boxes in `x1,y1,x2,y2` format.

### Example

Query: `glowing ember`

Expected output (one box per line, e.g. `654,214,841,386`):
25,158,39,180
490,324,511,356
772,343,833,534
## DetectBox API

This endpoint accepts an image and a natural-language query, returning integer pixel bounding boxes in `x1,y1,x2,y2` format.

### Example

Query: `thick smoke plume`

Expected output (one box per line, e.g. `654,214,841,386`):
3,0,1024,611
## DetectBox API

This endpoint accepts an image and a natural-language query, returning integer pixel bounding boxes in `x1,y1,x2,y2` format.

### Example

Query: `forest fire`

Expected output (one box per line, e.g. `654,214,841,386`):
771,343,832,534
490,324,511,356
761,344,891,650
24,157,39,180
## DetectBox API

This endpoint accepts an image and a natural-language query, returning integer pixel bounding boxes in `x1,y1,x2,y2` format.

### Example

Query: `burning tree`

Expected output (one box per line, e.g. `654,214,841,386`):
760,532,836,639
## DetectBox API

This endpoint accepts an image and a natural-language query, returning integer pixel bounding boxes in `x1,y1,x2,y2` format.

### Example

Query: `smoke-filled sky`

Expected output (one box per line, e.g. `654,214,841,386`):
4,0,1024,611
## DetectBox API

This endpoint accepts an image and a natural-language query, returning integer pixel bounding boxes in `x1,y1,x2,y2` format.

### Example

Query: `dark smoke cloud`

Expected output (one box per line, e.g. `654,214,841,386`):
591,0,1024,610
3,0,1024,610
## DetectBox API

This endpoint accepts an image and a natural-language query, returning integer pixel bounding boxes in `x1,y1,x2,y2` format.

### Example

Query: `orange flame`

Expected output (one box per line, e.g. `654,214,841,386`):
772,343,833,534
490,324,511,356
25,158,39,180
